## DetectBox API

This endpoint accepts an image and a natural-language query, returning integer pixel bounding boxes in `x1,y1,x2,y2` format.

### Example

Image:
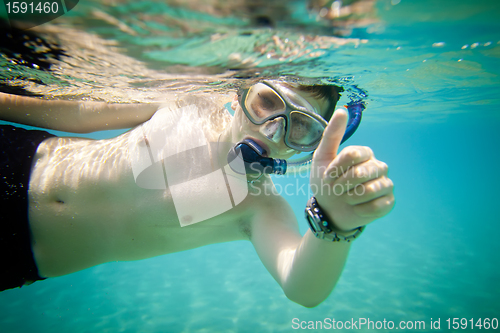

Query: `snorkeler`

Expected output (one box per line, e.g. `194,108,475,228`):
0,79,394,307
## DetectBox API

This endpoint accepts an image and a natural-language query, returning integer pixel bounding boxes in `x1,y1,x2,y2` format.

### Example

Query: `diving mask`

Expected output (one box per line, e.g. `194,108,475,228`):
228,101,364,176
239,81,329,152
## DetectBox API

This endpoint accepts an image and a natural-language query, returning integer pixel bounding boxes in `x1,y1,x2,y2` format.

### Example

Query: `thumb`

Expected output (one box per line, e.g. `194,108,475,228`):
312,108,348,169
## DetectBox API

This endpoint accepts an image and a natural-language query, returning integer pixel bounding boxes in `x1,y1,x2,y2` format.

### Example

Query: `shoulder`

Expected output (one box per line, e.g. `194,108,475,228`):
175,93,233,138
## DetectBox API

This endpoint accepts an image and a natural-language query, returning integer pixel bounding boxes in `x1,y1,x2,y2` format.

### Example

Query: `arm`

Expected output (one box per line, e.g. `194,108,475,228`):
309,109,395,232
251,108,394,308
250,197,351,308
0,92,161,133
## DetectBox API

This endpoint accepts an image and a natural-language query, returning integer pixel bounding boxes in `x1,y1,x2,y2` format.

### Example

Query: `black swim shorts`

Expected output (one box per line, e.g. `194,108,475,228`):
1,125,54,291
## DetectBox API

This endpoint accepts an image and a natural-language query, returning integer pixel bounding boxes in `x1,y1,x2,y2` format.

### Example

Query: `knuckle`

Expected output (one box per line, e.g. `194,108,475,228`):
388,194,395,206
382,195,395,209
380,196,396,215
385,177,394,190
374,197,389,211
365,183,377,195
378,161,388,174
344,148,361,161
365,161,380,178
354,167,365,179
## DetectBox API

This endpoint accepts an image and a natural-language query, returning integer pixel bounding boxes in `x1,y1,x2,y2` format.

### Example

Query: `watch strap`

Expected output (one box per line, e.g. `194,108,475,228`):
305,197,364,242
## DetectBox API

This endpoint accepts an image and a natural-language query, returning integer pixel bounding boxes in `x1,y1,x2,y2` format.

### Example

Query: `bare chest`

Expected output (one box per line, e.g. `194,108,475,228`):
27,135,254,276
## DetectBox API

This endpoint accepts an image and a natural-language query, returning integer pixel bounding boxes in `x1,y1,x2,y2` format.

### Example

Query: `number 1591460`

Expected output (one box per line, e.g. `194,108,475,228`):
5,2,61,15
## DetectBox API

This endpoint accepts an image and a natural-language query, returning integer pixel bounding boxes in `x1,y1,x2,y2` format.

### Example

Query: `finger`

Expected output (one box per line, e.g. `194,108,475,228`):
324,147,376,183
352,192,395,218
327,159,388,187
343,176,394,205
312,108,348,169
336,146,374,171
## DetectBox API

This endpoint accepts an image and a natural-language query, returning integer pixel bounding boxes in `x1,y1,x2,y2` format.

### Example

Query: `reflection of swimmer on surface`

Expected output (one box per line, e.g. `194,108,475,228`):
91,0,377,31
0,77,394,307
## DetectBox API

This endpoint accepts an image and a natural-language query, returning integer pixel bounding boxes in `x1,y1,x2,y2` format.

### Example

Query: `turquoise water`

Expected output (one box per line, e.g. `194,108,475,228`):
1,0,500,332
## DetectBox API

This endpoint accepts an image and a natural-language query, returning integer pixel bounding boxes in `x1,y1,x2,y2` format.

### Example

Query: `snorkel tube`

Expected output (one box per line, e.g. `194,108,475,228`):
227,102,364,176
227,139,287,176
342,101,364,144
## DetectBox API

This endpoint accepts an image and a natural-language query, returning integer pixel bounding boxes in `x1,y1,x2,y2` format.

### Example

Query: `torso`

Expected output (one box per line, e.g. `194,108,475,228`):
28,105,272,277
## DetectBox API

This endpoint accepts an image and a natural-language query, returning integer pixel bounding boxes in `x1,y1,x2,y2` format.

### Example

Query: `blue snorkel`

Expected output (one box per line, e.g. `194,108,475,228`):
342,101,364,144
227,139,288,176
227,102,364,176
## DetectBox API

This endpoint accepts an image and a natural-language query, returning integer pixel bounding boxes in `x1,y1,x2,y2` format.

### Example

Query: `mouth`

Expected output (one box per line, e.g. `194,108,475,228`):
243,136,270,157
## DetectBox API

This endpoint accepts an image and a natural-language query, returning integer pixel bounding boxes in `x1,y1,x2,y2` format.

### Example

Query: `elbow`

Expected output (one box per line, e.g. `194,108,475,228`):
297,300,323,309
283,278,334,308
284,289,329,308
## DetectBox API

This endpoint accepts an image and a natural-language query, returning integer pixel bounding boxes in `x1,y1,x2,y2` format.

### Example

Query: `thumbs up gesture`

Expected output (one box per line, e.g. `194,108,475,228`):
310,108,395,231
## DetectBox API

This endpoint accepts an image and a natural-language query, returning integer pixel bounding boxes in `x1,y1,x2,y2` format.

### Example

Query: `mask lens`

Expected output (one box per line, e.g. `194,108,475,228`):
277,85,318,115
288,111,325,148
245,83,286,122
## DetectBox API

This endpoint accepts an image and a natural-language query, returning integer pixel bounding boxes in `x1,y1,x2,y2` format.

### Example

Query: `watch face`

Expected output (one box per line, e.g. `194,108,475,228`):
305,209,314,228
305,208,320,233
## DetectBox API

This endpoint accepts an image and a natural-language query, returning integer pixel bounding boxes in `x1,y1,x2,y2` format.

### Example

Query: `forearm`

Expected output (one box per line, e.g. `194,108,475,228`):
283,230,351,307
0,92,159,132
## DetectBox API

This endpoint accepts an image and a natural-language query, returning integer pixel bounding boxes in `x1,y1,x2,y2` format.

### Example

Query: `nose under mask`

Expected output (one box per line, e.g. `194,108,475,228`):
259,117,285,143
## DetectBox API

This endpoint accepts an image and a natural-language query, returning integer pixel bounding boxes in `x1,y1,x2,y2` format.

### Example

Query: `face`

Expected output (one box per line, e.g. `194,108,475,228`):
230,83,333,160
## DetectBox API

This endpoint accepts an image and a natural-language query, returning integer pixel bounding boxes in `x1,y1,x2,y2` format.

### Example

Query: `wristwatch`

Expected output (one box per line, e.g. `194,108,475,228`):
305,197,365,242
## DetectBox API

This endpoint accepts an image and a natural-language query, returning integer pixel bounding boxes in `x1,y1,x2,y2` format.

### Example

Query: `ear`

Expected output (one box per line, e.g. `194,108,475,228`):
231,95,239,111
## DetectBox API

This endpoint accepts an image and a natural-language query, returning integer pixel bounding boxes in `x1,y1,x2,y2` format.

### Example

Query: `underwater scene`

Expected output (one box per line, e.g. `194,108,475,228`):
0,0,499,332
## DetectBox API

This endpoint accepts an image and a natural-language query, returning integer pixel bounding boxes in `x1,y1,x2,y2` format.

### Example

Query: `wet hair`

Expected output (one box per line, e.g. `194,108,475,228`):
288,83,343,121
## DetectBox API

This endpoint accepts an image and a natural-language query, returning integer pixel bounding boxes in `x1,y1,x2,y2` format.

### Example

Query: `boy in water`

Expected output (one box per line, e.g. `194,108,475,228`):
0,80,394,307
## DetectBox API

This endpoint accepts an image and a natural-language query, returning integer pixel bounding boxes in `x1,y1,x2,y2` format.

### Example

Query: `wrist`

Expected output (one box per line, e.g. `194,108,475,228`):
305,197,364,242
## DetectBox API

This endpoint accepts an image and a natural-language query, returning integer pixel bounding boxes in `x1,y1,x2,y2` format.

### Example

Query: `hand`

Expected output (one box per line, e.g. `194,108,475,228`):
310,108,395,231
